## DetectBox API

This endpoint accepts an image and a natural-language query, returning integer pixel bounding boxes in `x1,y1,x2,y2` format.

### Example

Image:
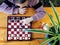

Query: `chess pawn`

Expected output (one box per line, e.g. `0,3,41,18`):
42,23,49,31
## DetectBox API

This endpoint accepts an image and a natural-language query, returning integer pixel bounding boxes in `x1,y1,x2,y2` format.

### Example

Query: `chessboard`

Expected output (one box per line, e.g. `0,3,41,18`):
7,16,32,41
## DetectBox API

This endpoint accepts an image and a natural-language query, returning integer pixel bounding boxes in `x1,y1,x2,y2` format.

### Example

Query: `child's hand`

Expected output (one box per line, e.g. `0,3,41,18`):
21,17,33,24
19,8,27,14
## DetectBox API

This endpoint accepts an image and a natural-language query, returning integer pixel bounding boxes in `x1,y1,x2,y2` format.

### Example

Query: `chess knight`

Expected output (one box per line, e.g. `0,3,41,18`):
0,0,46,24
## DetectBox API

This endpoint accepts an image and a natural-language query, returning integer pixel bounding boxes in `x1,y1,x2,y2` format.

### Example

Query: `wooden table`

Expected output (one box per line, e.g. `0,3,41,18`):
0,7,60,45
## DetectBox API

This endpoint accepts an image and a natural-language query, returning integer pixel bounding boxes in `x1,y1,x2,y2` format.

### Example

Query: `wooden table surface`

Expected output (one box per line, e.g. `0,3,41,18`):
0,7,60,45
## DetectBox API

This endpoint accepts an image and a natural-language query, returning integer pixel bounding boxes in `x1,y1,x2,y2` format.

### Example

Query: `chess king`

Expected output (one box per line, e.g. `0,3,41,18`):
0,0,46,24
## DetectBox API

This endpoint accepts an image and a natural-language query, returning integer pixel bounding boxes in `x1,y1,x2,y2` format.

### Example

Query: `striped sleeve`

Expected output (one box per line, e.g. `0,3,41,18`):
28,0,46,21
32,5,46,21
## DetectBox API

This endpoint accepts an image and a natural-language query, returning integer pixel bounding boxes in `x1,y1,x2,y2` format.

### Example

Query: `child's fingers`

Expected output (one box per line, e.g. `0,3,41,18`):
23,8,27,10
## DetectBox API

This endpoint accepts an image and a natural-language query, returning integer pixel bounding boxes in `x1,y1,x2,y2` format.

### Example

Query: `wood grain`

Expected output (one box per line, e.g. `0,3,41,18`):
0,7,60,45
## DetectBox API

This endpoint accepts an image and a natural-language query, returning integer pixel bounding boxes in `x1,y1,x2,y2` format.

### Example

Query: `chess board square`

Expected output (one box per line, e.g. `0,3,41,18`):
7,16,32,41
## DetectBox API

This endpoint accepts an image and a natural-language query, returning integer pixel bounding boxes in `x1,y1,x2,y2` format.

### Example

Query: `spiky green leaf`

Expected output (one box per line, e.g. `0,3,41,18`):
40,36,58,45
26,29,54,35
49,1,60,27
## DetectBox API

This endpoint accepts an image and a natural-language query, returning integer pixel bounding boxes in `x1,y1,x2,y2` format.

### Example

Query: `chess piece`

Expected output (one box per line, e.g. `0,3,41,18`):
42,23,49,31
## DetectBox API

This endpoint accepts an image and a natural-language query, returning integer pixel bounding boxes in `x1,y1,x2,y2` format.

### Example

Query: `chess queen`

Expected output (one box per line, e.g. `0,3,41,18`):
0,0,46,24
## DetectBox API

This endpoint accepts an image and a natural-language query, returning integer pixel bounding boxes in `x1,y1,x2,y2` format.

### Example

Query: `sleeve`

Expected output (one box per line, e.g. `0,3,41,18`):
8,0,14,3
0,0,19,14
32,5,46,21
0,2,14,14
28,0,46,21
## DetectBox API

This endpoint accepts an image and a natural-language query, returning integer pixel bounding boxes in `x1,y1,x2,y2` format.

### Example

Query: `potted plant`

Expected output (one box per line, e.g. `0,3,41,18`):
26,1,60,45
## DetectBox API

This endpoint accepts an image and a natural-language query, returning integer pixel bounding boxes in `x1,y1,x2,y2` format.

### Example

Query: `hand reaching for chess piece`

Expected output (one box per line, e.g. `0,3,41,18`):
21,17,33,24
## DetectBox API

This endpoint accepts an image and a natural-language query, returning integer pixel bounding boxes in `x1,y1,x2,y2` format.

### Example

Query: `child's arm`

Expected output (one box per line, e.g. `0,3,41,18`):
32,5,46,21
21,0,46,24
31,0,46,21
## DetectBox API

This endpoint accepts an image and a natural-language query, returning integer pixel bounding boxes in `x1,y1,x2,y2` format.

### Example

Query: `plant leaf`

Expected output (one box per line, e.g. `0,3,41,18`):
58,34,60,40
40,36,58,45
47,12,56,26
52,39,58,45
26,29,54,35
49,1,60,28
47,13,58,34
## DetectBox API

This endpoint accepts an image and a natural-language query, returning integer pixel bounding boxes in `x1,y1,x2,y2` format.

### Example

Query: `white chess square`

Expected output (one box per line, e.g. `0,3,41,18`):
11,23,14,25
8,25,11,28
11,29,14,31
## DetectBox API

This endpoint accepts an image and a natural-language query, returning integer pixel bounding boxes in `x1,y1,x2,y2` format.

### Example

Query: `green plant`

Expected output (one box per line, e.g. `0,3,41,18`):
42,0,60,7
26,1,60,45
